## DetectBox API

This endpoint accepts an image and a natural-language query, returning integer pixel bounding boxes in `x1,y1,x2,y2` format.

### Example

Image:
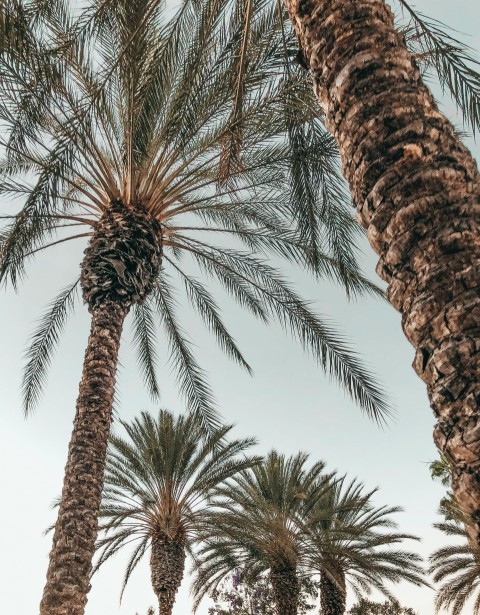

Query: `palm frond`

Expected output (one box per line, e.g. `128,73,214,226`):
397,0,480,133
152,276,220,435
22,279,79,414
131,298,161,400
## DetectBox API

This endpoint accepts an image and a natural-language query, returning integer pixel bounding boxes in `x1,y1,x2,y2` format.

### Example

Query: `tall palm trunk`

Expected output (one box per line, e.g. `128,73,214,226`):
39,301,128,615
284,0,480,544
320,567,346,615
270,564,300,615
150,532,186,615
40,201,162,615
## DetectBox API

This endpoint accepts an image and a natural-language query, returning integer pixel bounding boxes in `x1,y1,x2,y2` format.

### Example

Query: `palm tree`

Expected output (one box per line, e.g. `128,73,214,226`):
191,451,328,615
305,478,425,615
279,0,480,545
430,517,480,614
0,2,390,612
95,410,259,615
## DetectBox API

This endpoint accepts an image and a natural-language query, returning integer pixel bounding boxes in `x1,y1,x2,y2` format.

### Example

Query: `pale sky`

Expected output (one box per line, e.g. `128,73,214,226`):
1,1,479,614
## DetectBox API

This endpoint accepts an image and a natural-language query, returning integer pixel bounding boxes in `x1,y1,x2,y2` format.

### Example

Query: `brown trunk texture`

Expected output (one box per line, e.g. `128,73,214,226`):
320,568,346,615
270,565,300,615
150,533,186,615
284,0,480,542
40,201,163,614
39,301,127,615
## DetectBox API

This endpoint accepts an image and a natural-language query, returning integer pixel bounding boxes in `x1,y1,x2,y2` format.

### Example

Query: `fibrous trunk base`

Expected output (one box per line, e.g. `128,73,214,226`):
151,533,186,615
284,0,480,543
320,568,346,615
270,565,299,615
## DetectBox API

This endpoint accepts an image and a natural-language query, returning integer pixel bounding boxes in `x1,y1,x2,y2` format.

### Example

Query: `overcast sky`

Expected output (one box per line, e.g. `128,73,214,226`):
1,1,479,614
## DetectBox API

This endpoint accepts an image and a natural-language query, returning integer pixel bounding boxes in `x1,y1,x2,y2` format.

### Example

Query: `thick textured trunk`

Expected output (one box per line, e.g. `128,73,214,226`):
320,568,346,615
270,565,300,615
39,301,128,615
284,0,480,543
40,201,163,614
150,533,186,615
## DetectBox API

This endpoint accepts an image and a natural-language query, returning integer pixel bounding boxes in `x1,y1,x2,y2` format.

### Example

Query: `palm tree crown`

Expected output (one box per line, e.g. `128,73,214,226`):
192,450,328,614
193,462,425,615
0,0,389,427
96,409,260,614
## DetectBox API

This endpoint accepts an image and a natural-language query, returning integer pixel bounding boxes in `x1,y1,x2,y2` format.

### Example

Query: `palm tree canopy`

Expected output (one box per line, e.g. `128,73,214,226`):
191,450,328,607
0,0,390,430
95,409,261,597
305,478,426,601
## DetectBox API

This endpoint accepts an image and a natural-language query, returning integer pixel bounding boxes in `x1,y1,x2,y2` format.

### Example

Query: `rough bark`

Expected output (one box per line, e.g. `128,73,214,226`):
39,301,128,615
81,200,162,311
40,201,163,614
270,565,300,615
320,567,346,615
150,532,186,615
284,0,480,543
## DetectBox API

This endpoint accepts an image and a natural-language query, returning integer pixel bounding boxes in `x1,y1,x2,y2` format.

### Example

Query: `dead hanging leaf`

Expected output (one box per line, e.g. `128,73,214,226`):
217,126,245,186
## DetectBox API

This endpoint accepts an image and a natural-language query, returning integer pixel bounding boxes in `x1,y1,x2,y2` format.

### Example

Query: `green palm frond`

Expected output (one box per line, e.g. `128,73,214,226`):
395,0,480,133
304,476,426,600
22,279,79,415
166,256,252,373
151,277,219,435
131,298,161,400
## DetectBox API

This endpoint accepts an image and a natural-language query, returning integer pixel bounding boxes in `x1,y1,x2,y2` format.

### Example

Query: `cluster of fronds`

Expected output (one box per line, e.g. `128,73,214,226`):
0,0,390,431
96,410,261,598
430,519,480,615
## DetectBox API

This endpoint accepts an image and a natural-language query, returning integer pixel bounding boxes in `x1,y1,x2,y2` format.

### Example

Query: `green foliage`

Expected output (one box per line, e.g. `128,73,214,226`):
208,571,317,614
395,0,480,133
428,454,480,614
305,477,426,601
191,450,327,609
429,454,470,526
96,409,260,599
348,598,418,615
429,453,451,488
430,519,480,615
0,0,390,431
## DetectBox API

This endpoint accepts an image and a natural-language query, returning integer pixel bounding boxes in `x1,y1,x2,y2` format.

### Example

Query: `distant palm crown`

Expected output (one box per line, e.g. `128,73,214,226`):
191,450,329,607
0,0,388,427
96,409,259,600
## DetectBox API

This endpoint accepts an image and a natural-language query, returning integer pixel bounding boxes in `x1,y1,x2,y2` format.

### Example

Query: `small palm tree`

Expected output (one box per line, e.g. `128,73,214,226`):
192,450,328,615
305,478,425,615
430,516,480,614
0,2,388,612
96,410,260,615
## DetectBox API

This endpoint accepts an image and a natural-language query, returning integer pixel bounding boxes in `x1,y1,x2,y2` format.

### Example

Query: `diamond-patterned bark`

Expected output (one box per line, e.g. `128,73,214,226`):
283,0,480,545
